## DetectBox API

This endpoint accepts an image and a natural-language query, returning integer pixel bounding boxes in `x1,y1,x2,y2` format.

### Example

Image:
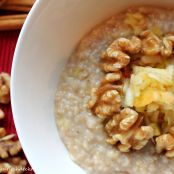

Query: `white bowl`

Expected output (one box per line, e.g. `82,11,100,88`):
11,0,174,173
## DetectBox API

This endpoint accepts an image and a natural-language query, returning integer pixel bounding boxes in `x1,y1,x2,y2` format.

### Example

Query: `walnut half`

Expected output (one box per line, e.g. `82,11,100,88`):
101,36,141,72
0,107,27,173
88,84,122,119
0,73,10,104
105,108,153,152
156,127,174,158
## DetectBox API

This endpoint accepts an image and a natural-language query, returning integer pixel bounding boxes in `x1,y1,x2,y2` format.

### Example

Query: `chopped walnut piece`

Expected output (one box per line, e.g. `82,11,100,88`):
160,35,174,57
124,12,147,34
139,29,151,37
119,108,139,131
0,157,27,174
142,31,161,56
0,110,22,160
137,55,164,67
0,140,22,159
117,36,142,54
88,88,98,109
88,84,122,118
169,126,174,136
156,126,174,158
0,107,26,172
101,71,122,84
133,126,154,150
166,149,174,158
156,134,174,157
0,110,7,140
105,108,153,152
161,37,173,57
101,36,141,72
101,50,130,72
140,30,174,57
0,128,6,138
0,109,5,120
0,73,10,104
150,26,163,37
105,108,140,135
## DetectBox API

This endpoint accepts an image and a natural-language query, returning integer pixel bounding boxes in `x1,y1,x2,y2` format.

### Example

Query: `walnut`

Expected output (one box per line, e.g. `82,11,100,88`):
0,110,27,172
101,50,130,72
0,139,22,159
101,72,122,85
0,134,20,159
140,31,174,58
0,134,26,173
88,84,122,118
137,55,164,67
0,128,6,138
156,134,174,157
101,36,141,72
0,157,27,174
150,26,163,37
160,35,174,57
119,108,139,131
105,108,153,152
105,108,140,135
117,36,142,54
155,126,174,158
124,12,147,35
0,73,10,104
133,126,154,150
169,126,174,136
0,109,5,120
141,31,161,56
161,37,173,57
139,29,151,37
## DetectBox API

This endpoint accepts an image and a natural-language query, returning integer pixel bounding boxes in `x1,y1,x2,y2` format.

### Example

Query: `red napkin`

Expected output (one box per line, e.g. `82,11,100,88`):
0,30,35,174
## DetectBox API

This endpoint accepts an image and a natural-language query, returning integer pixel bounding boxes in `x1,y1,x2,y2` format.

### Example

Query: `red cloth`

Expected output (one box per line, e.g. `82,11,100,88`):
0,31,34,174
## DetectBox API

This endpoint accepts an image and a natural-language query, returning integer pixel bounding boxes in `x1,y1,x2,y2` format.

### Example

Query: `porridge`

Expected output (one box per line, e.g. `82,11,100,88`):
55,6,174,174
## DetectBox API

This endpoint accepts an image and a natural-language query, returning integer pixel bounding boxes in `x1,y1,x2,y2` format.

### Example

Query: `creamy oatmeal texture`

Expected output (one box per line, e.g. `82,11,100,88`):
55,6,174,174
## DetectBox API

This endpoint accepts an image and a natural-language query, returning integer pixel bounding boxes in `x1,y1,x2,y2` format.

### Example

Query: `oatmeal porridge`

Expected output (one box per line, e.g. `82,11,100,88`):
55,6,174,174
